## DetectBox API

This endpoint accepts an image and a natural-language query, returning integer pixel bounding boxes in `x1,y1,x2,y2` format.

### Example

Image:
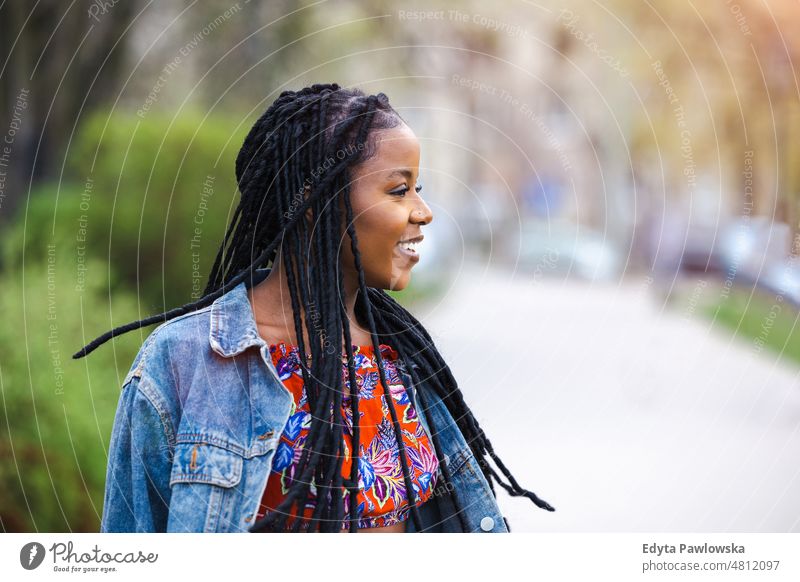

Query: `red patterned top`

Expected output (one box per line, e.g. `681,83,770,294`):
256,342,439,531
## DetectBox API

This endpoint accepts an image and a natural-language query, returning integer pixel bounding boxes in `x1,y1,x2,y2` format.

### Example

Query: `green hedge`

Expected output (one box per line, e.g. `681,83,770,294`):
0,254,144,532
0,110,252,531
6,110,248,310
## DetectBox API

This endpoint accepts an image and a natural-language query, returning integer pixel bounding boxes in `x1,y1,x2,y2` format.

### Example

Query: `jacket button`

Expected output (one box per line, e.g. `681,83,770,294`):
480,516,494,531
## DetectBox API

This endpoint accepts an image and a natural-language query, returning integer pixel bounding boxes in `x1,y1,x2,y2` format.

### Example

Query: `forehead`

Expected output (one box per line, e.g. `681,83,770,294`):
356,124,420,177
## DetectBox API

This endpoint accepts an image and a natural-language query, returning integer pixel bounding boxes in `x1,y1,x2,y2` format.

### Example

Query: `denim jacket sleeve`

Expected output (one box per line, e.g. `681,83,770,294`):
100,339,174,532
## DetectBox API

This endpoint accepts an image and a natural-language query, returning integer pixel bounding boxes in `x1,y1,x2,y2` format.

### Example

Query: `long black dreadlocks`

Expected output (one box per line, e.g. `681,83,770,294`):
73,83,554,532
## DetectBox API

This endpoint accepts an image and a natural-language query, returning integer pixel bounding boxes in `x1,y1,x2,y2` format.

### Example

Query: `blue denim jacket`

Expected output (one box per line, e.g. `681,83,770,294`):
100,268,509,533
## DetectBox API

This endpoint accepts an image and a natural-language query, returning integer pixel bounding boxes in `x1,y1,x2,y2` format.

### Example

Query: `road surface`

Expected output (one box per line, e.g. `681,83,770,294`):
416,264,800,532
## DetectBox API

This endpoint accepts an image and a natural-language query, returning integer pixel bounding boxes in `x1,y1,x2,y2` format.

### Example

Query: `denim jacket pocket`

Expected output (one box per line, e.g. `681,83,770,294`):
167,437,245,532
170,439,243,488
444,446,472,476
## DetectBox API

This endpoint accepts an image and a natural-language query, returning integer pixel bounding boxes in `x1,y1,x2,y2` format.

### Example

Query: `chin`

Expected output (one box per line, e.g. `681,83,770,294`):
387,272,411,292
365,263,413,291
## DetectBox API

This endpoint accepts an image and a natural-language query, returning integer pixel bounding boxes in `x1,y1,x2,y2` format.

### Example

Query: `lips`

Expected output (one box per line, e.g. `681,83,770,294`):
397,234,423,252
396,234,423,260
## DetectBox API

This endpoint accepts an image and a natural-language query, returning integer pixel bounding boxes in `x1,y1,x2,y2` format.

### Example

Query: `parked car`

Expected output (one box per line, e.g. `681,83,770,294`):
507,219,622,281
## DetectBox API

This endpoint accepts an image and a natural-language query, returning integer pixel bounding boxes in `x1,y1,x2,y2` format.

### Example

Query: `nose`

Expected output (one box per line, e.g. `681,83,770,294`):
411,199,433,225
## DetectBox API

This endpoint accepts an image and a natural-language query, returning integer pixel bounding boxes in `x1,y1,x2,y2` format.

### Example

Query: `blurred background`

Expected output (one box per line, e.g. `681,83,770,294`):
1,0,799,532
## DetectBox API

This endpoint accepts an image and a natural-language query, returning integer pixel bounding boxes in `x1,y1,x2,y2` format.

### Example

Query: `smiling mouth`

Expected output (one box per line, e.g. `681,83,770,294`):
396,235,423,261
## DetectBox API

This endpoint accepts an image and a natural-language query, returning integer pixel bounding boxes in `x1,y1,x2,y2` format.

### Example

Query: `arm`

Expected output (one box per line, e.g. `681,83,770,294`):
100,372,173,533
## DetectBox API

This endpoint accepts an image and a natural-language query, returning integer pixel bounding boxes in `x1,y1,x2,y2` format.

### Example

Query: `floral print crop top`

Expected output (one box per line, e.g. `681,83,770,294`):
256,342,439,531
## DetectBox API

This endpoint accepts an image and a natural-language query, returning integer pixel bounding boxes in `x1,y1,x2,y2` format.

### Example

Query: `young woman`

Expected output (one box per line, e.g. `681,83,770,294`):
75,84,554,533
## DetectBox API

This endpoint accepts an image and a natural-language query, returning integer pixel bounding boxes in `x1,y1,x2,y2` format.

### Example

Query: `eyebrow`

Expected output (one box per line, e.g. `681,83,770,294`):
385,169,415,181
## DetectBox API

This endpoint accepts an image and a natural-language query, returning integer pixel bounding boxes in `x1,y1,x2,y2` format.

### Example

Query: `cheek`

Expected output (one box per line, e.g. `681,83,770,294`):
355,206,404,248
349,211,405,279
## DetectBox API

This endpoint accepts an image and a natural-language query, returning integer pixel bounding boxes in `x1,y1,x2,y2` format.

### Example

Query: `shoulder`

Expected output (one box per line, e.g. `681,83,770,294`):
122,305,214,388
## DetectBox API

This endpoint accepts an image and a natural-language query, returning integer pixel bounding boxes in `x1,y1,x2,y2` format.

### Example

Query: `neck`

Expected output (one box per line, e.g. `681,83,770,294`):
248,252,363,346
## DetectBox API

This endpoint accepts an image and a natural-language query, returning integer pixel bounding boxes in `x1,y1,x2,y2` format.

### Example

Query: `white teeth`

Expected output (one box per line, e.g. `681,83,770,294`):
398,241,418,253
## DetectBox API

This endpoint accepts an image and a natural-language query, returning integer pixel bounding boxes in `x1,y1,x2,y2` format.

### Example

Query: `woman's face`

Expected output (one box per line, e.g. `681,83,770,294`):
340,123,433,292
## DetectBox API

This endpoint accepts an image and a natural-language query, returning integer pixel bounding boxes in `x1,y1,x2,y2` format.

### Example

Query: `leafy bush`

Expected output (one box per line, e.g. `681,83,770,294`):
0,109,253,531
6,110,248,311
0,254,144,532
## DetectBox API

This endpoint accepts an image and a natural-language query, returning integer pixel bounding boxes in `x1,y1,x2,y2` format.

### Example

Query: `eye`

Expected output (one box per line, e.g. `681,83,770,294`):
389,183,423,197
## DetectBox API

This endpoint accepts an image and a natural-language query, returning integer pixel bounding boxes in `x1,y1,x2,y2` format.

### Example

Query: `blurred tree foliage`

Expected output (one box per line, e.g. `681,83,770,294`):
5,110,248,310
0,0,135,220
1,110,249,531
0,255,143,532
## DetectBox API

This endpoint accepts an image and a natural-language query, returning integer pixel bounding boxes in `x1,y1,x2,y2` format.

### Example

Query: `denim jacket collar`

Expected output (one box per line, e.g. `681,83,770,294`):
209,269,271,358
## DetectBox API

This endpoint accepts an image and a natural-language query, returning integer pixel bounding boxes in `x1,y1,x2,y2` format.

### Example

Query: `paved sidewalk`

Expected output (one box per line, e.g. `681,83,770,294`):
418,265,800,532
